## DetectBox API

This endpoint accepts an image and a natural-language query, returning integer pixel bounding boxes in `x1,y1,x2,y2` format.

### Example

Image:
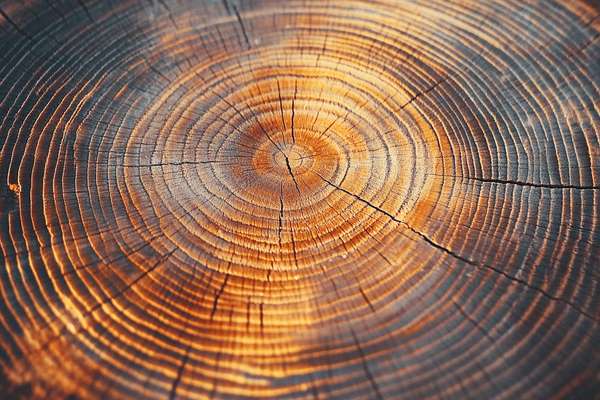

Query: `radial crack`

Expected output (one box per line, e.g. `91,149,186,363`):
397,76,449,110
156,0,178,28
210,274,230,320
452,300,495,343
169,345,192,400
76,0,94,22
232,4,251,49
359,286,376,313
351,330,383,400
285,156,302,194
432,174,600,190
314,171,598,323
0,7,34,41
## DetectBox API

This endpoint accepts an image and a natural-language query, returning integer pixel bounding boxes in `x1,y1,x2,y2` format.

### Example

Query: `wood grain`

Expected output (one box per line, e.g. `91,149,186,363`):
0,0,599,399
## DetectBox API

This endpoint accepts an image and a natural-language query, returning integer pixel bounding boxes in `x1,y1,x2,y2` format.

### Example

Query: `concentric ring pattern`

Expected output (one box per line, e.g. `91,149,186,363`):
0,0,599,399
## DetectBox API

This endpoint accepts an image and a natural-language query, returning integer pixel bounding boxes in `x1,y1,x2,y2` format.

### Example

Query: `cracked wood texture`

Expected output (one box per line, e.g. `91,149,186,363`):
0,0,599,399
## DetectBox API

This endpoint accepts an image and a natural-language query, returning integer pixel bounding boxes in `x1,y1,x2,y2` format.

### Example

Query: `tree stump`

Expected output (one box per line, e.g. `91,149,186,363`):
0,0,599,399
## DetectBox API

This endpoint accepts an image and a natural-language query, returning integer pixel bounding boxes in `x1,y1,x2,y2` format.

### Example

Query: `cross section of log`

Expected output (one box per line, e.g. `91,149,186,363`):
0,0,599,399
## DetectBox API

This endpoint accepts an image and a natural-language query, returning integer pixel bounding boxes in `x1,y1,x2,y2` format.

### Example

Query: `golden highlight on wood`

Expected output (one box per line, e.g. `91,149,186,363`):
0,0,599,399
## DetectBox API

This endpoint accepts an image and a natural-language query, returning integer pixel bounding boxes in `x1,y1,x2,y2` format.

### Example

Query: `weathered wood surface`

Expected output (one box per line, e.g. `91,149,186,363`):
0,0,599,399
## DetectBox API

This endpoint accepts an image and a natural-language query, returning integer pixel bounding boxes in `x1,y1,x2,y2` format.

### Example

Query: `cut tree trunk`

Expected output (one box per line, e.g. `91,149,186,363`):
0,0,599,399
